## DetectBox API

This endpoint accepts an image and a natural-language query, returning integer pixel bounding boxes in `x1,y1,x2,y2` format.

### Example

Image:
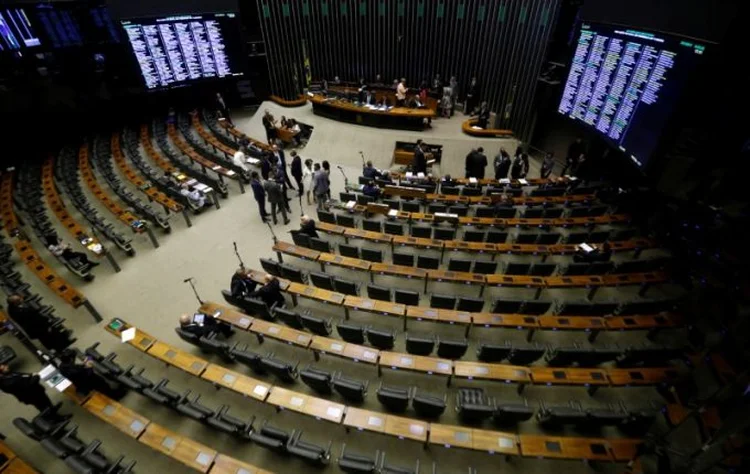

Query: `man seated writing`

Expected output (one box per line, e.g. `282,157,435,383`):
45,235,98,270
181,184,212,210
231,268,258,299
249,274,286,309
179,311,234,339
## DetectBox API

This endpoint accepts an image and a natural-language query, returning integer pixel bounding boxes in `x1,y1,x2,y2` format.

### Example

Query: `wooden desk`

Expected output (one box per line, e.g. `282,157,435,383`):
104,320,156,352
384,415,429,442
317,221,347,236
471,429,520,455
343,228,393,244
343,407,387,435
485,274,547,288
606,314,679,331
147,341,208,376
167,123,237,180
461,118,513,138
273,241,320,261
318,252,372,271
370,263,427,280
531,367,609,387
249,319,312,348
286,282,346,305
428,270,486,286
519,434,612,461
538,316,606,331
140,424,217,473
607,368,679,386
607,439,644,461
83,392,149,438
209,454,273,474
442,241,497,254
378,352,452,377
343,296,405,317
202,302,254,330
429,424,474,449
266,386,345,423
471,313,539,329
200,364,271,401
392,236,444,250
453,362,530,384
3,458,39,473
309,94,434,131
309,336,380,365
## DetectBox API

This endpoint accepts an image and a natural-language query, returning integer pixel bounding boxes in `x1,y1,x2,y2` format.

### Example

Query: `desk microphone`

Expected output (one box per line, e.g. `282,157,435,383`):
183,277,193,283
337,165,344,170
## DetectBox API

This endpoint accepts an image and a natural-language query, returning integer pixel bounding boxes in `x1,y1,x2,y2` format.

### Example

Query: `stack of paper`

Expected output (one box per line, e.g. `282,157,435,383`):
346,201,356,209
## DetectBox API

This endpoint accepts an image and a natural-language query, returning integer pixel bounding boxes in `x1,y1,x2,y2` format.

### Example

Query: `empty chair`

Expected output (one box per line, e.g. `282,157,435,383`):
366,327,396,350
176,392,214,421
588,206,608,216
515,233,538,244
376,382,411,413
340,192,356,202
494,400,535,426
463,230,485,242
317,210,336,224
430,293,456,310
333,373,369,402
197,334,234,362
437,339,468,360
589,261,615,274
280,263,306,284
394,290,419,306
522,208,544,219
545,346,597,367
441,185,459,195
416,255,439,270
494,207,516,218
337,214,356,228
537,401,588,428
563,263,591,275
286,431,333,467
448,205,468,217
244,297,277,320
392,252,415,267
529,263,556,276
492,299,524,314
456,296,484,312
309,271,335,291
338,443,379,474
505,262,530,275
401,201,420,213
566,232,589,244
586,405,630,428
361,248,383,263
384,222,403,236
557,301,618,316
485,230,508,243
310,237,331,253
411,226,432,239
383,199,400,210
616,344,683,368
357,194,375,206
261,356,299,383
568,206,592,218
588,231,610,243
248,421,290,452
618,299,676,315
380,453,420,474
428,203,447,214
536,233,560,245
367,284,391,302
337,322,367,345
143,378,181,404
543,208,564,219
507,342,545,365
433,228,455,241
339,243,360,259
229,344,267,375
300,366,333,394
333,277,360,296
405,333,436,356
301,313,333,336
206,405,250,436
456,390,495,424
275,307,304,330
611,228,636,241
475,206,495,218
260,258,281,276
473,261,498,274
448,258,472,272
291,231,312,248
412,390,447,418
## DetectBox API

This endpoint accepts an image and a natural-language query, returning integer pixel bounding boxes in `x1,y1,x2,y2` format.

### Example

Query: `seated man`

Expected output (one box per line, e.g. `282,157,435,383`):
493,194,515,216
179,312,234,339
45,235,98,269
299,215,318,238
362,180,381,199
442,174,457,187
231,268,257,299
58,349,125,399
363,161,381,179
250,274,285,309
7,294,56,349
181,184,212,210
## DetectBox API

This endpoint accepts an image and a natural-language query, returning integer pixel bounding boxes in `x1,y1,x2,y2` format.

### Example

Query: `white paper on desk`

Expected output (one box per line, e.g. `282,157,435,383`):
518,179,529,185
227,170,236,176
568,176,578,181
55,378,72,392
38,365,57,379
471,126,483,130
417,172,425,178
186,179,197,186
345,200,356,209
246,158,260,165
499,178,510,184
388,209,398,217
121,327,136,342
405,172,413,179
212,166,221,171
578,243,595,253
469,177,478,184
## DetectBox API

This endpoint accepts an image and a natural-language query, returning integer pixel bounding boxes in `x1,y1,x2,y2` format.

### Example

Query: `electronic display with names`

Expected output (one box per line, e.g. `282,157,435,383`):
121,13,244,90
558,22,707,169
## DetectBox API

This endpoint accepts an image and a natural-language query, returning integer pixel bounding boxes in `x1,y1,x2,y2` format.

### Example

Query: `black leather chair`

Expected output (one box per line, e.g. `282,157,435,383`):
473,261,497,274
505,262,530,275
249,420,291,453
463,230,485,242
206,405,250,436
486,230,508,243
456,296,484,312
317,210,336,224
176,391,214,421
338,443,379,473
310,271,335,291
437,339,468,360
339,243,360,258
376,382,411,413
412,390,447,418
280,263,306,284
260,258,281,276
366,328,396,350
456,389,495,424
433,228,455,241
274,307,305,330
380,453,420,474
392,252,415,266
333,277,360,296
362,219,382,232
394,290,420,306
428,203,447,214
229,344,267,374
260,356,299,383
291,230,312,248
493,401,535,426
515,233,538,244
507,342,545,365
416,255,439,270
384,222,403,236
529,263,556,276
537,233,561,245
537,401,588,428
405,333,435,355
367,284,391,301
476,341,512,362
310,237,331,253
362,248,384,263
491,299,524,314
301,366,334,394
244,297,277,320
143,378,181,404
286,431,332,466
475,206,495,218
430,293,456,310
337,214,356,228
448,258,472,272
337,322,367,344
333,373,369,402
523,301,552,315
341,191,357,202
383,199,400,210
411,225,432,239
301,313,333,336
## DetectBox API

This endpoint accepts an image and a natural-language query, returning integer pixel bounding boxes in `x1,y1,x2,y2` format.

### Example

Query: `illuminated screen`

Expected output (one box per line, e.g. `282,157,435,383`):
558,22,707,169
121,12,245,90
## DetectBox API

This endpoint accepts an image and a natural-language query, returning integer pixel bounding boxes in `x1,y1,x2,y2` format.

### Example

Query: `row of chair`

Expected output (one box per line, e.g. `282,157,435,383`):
14,409,136,474
54,149,135,255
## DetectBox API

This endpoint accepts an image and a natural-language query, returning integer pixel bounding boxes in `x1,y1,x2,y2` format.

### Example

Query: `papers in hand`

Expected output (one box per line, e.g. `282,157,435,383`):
498,178,510,184
121,327,136,342
578,243,595,253
518,179,529,185
246,157,260,165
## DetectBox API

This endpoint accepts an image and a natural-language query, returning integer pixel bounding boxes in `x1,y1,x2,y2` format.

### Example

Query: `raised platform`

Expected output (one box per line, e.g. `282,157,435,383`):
462,118,514,138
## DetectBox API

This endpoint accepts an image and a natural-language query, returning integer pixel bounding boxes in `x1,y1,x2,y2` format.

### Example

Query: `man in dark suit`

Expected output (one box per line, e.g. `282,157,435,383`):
413,140,427,174
271,145,294,189
250,274,286,308
58,350,124,399
6,294,57,349
299,215,318,238
363,161,381,179
179,312,233,339
464,77,480,114
465,147,488,179
0,364,55,413
231,268,257,298
475,101,491,128
290,151,303,196
250,172,268,222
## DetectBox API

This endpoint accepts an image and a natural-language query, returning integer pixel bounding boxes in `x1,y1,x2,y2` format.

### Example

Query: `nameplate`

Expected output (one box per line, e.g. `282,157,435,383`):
290,396,305,407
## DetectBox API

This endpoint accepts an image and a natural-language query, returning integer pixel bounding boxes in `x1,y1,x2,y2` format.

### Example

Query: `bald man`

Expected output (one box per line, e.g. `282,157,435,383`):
249,274,285,309
179,312,233,338
299,215,318,238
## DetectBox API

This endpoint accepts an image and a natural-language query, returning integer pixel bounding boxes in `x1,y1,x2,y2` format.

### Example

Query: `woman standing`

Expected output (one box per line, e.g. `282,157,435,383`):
302,159,314,205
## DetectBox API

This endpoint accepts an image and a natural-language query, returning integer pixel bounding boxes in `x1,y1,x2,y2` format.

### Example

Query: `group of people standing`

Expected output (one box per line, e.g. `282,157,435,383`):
465,145,532,180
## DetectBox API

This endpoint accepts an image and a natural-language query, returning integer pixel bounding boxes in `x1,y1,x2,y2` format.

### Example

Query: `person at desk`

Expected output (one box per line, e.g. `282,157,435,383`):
574,241,612,263
465,147,488,179
250,172,269,222
475,101,491,129
357,78,368,103
494,148,512,180
45,235,98,269
373,74,384,86
396,78,407,107
265,171,290,225
216,92,232,125
232,148,249,172
362,180,381,199
250,274,286,309
181,184,212,211
262,110,277,145
58,349,125,399
442,174,457,187
0,364,57,414
6,294,58,350
412,140,428,175
231,268,257,298
541,152,555,179
179,312,234,339
379,170,394,184
363,161,381,179
464,76,480,114
299,214,318,238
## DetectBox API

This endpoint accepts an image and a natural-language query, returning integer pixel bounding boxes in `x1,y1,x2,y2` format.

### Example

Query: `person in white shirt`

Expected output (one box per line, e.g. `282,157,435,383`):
181,184,209,210
302,159,314,205
396,78,407,106
232,150,249,171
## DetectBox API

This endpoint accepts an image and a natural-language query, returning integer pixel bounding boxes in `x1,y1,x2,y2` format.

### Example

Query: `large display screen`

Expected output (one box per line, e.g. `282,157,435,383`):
558,22,707,169
121,12,245,90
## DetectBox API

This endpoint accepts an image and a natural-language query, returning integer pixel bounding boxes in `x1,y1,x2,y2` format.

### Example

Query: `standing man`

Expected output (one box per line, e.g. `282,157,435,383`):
263,172,290,225
464,77,480,114
0,364,56,414
290,151,303,197
562,137,585,175
413,139,427,174
396,78,407,107
216,92,232,125
271,145,295,190
465,147,488,179
7,294,57,350
262,110,277,145
250,172,269,222
541,152,555,178
312,163,330,209
475,101,491,128
494,148,512,180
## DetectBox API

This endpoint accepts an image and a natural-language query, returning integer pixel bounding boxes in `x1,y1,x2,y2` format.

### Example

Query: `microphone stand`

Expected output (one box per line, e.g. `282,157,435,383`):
298,192,304,215
359,151,365,167
265,220,279,243
183,277,204,305
233,241,245,270
338,166,350,190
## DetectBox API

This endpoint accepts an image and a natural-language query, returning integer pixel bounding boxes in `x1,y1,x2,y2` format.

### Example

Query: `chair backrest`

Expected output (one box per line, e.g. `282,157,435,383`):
383,199,400,210
536,233,560,245
543,208,564,219
491,299,523,314
274,307,304,329
463,230,485,242
317,210,336,224
405,333,435,355
336,322,366,344
260,258,281,276
410,226,432,238
462,187,481,197
522,301,552,315
366,328,395,350
392,252,414,267
339,243,360,258
587,231,610,243
361,248,383,263
448,206,468,217
401,201,420,213
300,367,333,394
433,228,455,241
301,313,332,336
394,289,419,306
589,261,614,275
507,343,545,365
290,231,312,248
246,298,274,320
472,261,497,274
522,208,544,219
566,232,589,244
504,262,530,275
529,263,556,276
333,278,359,296
362,219,382,232
416,255,439,269
441,185,459,195
436,339,468,359
430,293,456,310
367,284,391,302
384,222,403,236
357,194,375,206
494,208,516,218
485,230,508,243
515,233,538,244
456,296,484,312
447,258,472,272
309,237,331,253
428,203,446,214
309,271,334,291
376,383,410,413
411,391,446,418
563,263,590,275
476,341,512,362
336,214,356,228
333,375,368,402
280,263,306,283
339,192,356,203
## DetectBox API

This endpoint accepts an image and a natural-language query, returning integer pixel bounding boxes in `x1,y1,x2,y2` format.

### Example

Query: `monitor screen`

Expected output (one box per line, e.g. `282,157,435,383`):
557,22,708,169
121,12,245,90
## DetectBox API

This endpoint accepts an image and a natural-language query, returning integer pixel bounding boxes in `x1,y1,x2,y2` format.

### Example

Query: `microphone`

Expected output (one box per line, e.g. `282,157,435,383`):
183,277,193,283
337,165,344,170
